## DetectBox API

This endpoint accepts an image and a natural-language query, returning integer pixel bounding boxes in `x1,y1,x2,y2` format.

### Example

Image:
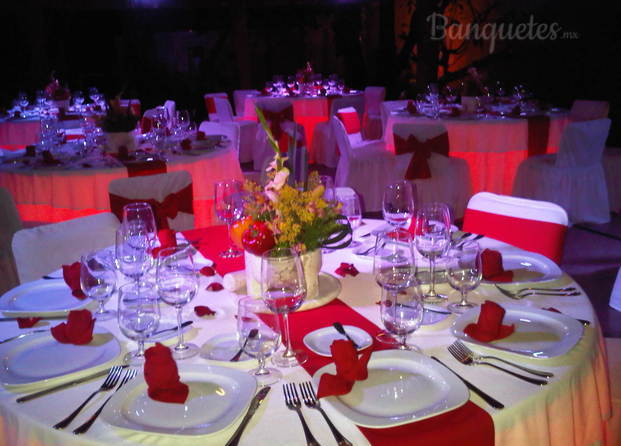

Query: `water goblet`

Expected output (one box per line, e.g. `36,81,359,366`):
261,247,307,367
337,192,362,247
215,179,244,258
446,241,482,314
117,283,160,366
80,251,117,321
414,202,452,304
122,202,157,245
115,225,152,284
156,245,199,359
318,175,335,203
382,181,415,229
237,297,282,386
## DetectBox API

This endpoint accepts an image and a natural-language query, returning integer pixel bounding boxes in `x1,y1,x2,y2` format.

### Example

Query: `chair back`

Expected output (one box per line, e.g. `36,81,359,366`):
108,170,194,231
204,92,229,121
463,192,568,264
0,187,22,292
233,89,260,116
555,118,611,168
570,100,609,122
328,95,365,117
12,212,120,283
364,86,386,116
163,100,176,127
331,116,355,159
610,267,621,312
199,121,241,157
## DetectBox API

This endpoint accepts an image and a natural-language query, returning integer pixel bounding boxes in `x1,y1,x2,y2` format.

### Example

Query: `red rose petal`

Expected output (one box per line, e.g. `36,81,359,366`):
17,317,42,328
194,305,216,317
206,282,224,291
200,266,216,277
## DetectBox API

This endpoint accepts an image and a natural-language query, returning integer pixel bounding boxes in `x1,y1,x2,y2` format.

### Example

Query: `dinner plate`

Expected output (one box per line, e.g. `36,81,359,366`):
200,333,255,368
101,365,257,436
312,350,468,428
0,326,121,389
303,325,373,356
0,280,92,317
451,303,584,358
484,249,562,284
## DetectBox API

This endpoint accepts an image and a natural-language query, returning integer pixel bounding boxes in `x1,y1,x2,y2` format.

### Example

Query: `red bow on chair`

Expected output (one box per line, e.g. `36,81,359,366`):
393,132,449,180
260,107,294,152
109,184,194,230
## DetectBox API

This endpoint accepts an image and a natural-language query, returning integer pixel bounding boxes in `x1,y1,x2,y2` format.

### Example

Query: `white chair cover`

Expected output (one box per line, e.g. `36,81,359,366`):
570,100,609,122
108,170,194,231
332,114,395,212
163,100,176,128
254,122,307,184
0,187,21,293
513,118,611,224
12,212,120,283
252,98,295,170
610,267,621,312
362,86,386,140
603,147,621,213
207,98,257,163
233,90,260,117
199,121,241,159
204,92,229,122
392,122,472,219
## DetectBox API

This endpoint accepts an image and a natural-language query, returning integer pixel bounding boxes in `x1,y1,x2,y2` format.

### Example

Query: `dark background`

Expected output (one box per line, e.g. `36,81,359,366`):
1,0,619,144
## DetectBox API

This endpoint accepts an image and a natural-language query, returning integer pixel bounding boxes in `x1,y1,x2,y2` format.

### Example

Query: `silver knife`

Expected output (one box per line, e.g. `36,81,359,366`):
146,320,193,339
225,386,271,446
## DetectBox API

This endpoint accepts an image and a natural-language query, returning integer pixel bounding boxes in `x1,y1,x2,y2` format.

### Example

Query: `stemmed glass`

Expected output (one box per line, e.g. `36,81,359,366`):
261,247,307,367
446,241,482,314
73,91,85,112
117,283,160,366
338,192,362,247
373,229,423,349
156,245,199,359
414,202,452,304
382,181,415,229
318,175,335,203
237,297,282,386
215,180,244,258
80,251,117,321
115,225,152,285
122,202,157,244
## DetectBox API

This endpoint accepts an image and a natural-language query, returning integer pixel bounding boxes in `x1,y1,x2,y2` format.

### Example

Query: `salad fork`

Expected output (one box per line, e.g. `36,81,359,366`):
450,340,553,378
299,382,352,446
447,344,548,385
283,383,321,446
494,284,580,300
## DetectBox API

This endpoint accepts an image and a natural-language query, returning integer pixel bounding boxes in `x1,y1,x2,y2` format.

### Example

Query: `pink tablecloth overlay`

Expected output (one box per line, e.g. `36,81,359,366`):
382,101,570,195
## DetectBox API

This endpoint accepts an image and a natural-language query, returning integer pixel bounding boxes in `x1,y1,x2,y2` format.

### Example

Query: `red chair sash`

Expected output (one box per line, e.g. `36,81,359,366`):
527,115,551,157
109,183,194,230
205,97,216,114
463,208,567,264
336,110,361,134
393,132,449,180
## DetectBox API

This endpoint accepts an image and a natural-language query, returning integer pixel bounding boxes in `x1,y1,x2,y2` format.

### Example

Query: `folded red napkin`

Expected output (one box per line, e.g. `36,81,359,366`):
194,305,216,317
17,317,42,328
334,263,359,277
152,229,177,258
317,340,372,399
144,343,189,404
51,309,95,345
464,300,515,342
481,249,513,282
62,262,86,299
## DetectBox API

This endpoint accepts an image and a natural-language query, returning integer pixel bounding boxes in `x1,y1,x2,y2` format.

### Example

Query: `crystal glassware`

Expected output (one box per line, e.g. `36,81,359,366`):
446,241,482,314
214,179,244,258
156,245,199,359
122,202,157,247
237,297,282,385
115,226,152,285
80,251,117,321
382,181,416,229
337,192,362,247
261,247,307,367
318,175,335,203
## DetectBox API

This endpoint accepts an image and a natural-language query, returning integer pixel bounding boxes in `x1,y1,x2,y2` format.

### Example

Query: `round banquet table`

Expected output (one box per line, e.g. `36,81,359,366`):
382,101,570,195
0,145,243,227
0,220,611,446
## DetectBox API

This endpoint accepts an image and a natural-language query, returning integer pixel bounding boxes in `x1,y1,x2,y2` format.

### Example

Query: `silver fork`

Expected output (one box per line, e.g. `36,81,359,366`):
73,368,138,435
494,284,580,300
53,365,124,429
451,340,553,378
447,344,548,385
299,382,352,446
283,383,321,446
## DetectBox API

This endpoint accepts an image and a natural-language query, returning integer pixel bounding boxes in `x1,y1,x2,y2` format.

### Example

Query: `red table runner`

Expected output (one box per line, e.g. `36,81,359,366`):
184,225,494,446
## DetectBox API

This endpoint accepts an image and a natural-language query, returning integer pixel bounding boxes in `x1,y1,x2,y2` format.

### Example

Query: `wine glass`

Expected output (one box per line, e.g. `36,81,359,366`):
318,175,335,203
117,283,160,366
115,225,152,284
237,297,282,386
80,251,117,321
373,228,422,349
156,245,199,359
414,202,452,304
446,241,482,314
176,110,191,134
382,181,415,229
214,180,244,258
73,91,85,111
88,87,99,104
122,202,157,245
338,192,362,247
261,247,307,367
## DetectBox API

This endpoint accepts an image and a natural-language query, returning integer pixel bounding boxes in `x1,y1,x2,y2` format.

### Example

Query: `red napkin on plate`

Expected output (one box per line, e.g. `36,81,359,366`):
152,229,177,258
62,262,86,299
51,309,95,345
317,340,372,399
334,263,359,277
464,300,515,342
144,343,189,404
17,317,42,328
481,249,513,282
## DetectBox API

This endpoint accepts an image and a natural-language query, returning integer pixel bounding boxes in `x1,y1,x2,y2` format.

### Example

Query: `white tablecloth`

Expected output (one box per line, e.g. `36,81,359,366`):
0,147,243,227
382,101,570,195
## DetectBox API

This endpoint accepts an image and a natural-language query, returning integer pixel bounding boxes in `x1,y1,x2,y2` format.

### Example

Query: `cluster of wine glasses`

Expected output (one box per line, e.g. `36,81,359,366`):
265,73,345,97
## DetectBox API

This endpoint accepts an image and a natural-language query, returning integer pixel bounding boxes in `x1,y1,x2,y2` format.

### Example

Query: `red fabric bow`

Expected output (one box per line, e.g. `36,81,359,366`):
481,249,513,282
464,300,515,342
317,340,372,399
152,229,177,258
334,263,359,277
62,262,86,299
144,343,189,404
393,132,449,180
109,183,194,230
258,106,294,152
51,310,95,345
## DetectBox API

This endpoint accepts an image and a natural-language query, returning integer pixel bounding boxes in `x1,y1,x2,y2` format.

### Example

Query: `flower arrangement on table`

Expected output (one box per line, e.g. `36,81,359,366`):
101,96,140,157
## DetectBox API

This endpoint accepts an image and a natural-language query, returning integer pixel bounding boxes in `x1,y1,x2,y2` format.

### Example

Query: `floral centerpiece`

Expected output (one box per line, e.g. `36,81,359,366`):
44,75,71,111
238,107,352,299
101,96,139,156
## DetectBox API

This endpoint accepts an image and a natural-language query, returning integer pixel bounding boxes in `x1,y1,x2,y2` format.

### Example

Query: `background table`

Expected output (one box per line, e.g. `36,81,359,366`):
0,118,83,150
382,101,570,195
0,220,611,445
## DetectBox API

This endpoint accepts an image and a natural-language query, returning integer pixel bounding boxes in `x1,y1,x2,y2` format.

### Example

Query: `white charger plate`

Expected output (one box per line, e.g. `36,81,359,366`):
101,365,257,436
0,326,121,389
312,350,468,428
451,303,584,358
484,250,562,284
303,325,373,356
0,280,91,317
200,333,256,368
